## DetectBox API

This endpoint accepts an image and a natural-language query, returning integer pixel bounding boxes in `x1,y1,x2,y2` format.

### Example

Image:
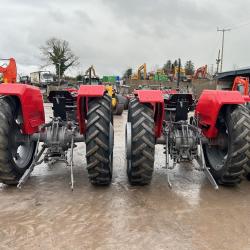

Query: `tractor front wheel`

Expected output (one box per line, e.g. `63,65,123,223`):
124,97,129,110
86,94,114,185
203,105,250,185
113,94,125,115
126,98,155,185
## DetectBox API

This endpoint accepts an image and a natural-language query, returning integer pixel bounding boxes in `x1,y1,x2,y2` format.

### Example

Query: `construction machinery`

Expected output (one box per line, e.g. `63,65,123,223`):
193,65,208,79
0,58,17,83
232,76,249,95
217,75,250,97
154,69,169,82
131,63,147,80
126,62,250,188
84,65,126,115
102,76,131,109
0,83,114,189
83,65,100,85
173,65,186,81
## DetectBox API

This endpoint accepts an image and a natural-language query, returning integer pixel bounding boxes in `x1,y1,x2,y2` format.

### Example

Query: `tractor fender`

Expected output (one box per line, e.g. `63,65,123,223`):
195,90,246,138
0,83,45,134
77,85,106,134
135,90,164,138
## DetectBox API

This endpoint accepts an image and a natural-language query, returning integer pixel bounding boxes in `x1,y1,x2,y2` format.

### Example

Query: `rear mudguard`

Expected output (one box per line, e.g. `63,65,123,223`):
0,83,45,134
77,85,106,134
135,90,164,138
195,90,246,138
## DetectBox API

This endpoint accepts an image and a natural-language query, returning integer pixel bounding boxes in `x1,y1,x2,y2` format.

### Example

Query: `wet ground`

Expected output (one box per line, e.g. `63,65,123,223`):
1,104,250,250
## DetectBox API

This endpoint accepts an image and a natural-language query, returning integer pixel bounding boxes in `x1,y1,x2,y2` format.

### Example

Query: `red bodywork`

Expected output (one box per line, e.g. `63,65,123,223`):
0,84,45,134
0,58,17,83
136,88,248,139
162,89,177,95
64,87,78,93
77,85,106,134
232,76,249,95
135,90,164,138
196,90,246,138
0,84,107,135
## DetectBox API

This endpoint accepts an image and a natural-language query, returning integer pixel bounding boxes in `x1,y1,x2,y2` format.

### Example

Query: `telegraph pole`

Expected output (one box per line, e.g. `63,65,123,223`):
216,49,221,74
177,58,181,89
217,28,231,72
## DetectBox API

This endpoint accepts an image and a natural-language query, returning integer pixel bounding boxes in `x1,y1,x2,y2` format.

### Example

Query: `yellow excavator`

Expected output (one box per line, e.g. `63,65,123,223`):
173,66,186,81
83,66,125,115
131,63,147,80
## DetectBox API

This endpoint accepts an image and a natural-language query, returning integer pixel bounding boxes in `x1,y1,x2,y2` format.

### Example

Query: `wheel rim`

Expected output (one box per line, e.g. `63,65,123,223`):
109,122,114,173
125,122,132,174
205,128,229,171
11,123,35,169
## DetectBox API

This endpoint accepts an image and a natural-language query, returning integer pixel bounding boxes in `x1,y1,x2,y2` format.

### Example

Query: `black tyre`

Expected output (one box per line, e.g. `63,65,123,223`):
86,94,113,185
113,94,125,115
126,98,155,185
124,97,129,110
243,105,250,181
0,97,36,185
203,105,250,185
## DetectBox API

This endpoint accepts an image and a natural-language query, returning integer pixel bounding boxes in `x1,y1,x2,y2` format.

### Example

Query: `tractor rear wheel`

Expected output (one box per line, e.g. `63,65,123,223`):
203,105,250,185
0,97,36,185
126,98,155,185
86,94,113,185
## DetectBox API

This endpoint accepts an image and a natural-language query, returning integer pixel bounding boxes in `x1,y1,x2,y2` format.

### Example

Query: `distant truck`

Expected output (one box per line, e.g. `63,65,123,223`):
30,71,54,87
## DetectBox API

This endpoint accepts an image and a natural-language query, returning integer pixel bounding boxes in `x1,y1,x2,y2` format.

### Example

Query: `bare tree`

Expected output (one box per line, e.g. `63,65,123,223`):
123,68,133,79
185,60,195,75
163,60,172,74
41,38,79,77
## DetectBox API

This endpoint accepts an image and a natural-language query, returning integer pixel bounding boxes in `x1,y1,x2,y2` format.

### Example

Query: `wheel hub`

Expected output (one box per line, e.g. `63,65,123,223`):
10,123,35,169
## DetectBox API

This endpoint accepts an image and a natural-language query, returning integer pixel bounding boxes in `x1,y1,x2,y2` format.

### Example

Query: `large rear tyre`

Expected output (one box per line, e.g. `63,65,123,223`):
203,105,250,185
0,97,36,185
86,94,114,185
126,98,155,185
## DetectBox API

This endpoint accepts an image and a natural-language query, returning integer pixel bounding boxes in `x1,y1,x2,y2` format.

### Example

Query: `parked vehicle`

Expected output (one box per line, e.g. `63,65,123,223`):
0,84,114,189
126,61,250,188
30,71,54,87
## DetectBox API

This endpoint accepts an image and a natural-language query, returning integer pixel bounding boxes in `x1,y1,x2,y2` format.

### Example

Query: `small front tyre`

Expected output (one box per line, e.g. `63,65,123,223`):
113,94,125,115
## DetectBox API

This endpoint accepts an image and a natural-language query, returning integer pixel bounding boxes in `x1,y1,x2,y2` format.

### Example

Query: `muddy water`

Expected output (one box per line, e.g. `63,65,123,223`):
0,105,250,250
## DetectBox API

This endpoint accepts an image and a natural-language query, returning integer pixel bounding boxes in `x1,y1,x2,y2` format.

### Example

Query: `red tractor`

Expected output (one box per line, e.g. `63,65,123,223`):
126,88,250,188
0,84,114,189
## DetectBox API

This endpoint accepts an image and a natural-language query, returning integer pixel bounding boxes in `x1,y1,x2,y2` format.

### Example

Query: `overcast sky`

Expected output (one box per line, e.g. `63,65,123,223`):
1,0,250,76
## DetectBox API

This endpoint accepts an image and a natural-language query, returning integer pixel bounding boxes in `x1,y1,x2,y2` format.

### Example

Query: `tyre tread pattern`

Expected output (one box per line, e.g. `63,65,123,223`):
86,94,113,185
207,105,250,185
128,98,155,185
0,98,23,184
